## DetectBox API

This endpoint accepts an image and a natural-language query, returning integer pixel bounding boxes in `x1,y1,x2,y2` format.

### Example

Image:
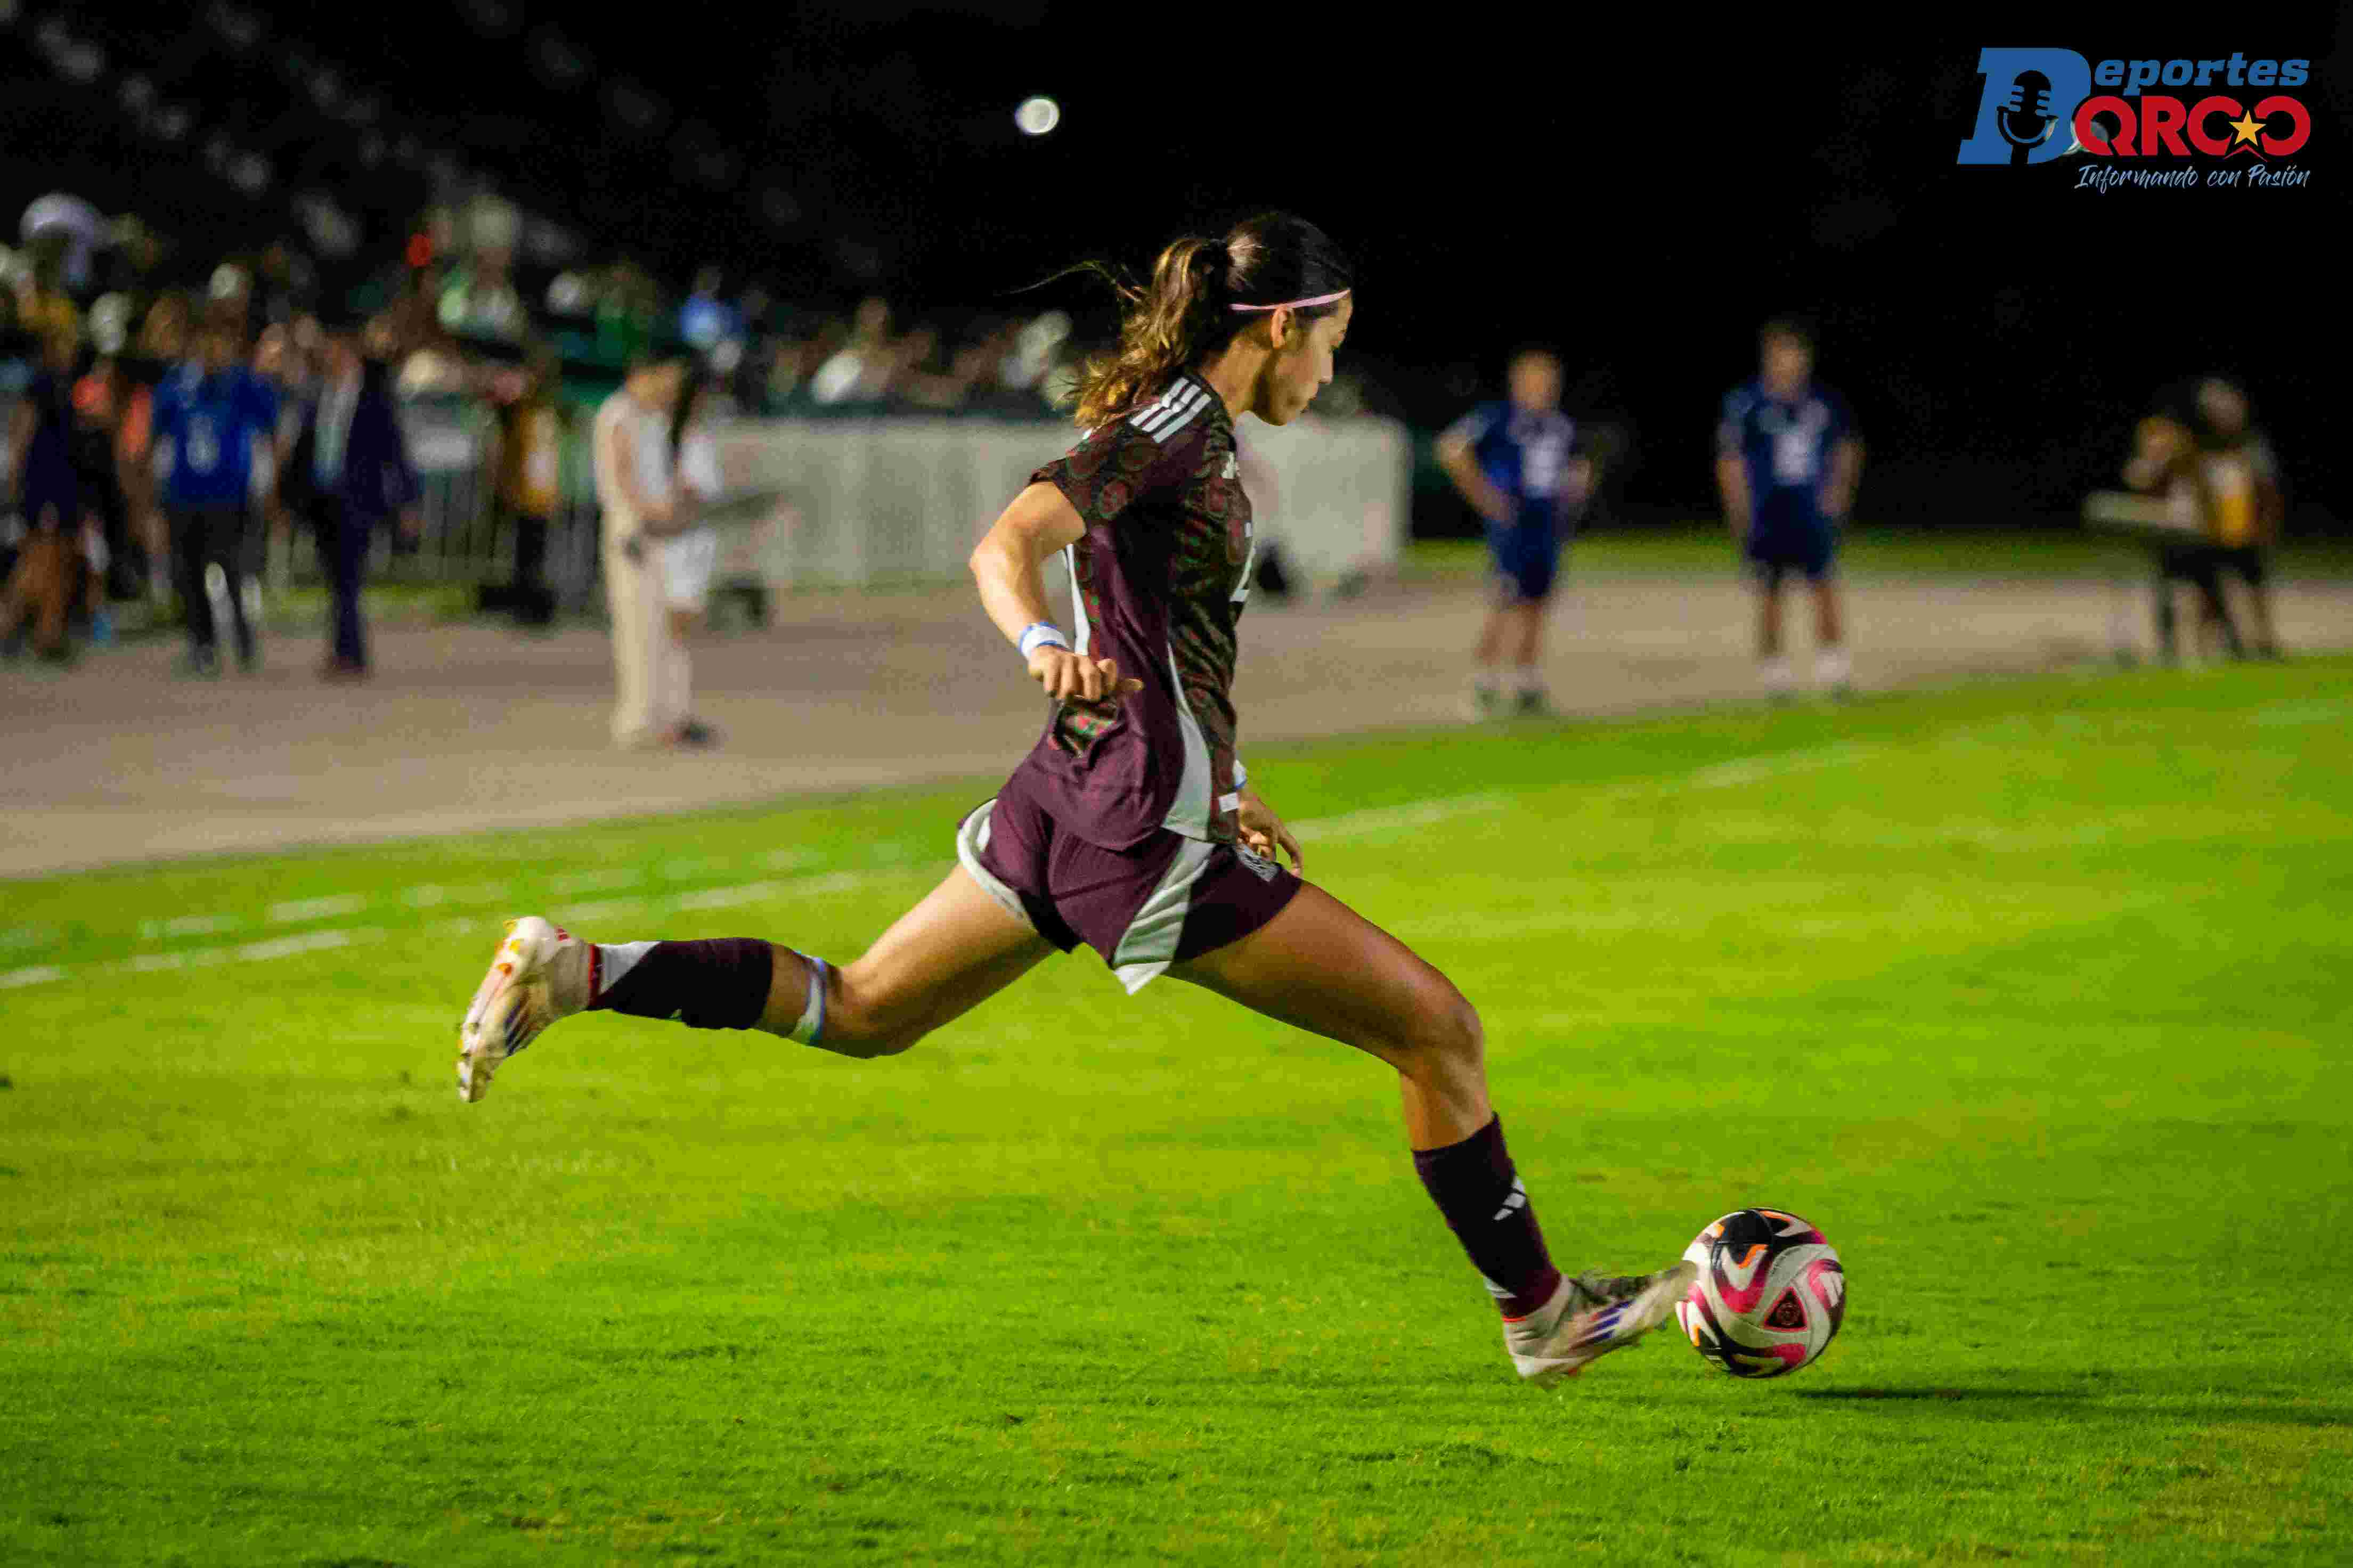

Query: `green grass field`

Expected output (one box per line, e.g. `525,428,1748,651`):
5,662,2350,1564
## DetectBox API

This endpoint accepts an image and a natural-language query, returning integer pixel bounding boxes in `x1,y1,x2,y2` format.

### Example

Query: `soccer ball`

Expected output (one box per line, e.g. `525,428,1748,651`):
1675,1208,1845,1378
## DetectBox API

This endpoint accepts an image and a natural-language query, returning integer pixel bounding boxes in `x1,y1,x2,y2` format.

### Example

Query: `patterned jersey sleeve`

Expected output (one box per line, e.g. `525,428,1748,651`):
1032,419,1195,533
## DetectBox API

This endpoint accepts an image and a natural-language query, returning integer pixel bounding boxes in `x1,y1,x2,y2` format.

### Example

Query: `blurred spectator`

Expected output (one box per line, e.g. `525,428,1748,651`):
595,260,661,366
485,339,567,627
393,265,473,395
282,316,420,680
1000,310,1071,402
69,353,145,608
85,293,135,356
74,352,162,603
679,266,742,354
2124,379,2285,663
658,368,725,742
101,216,166,311
593,346,703,748
152,322,278,677
439,242,526,341
138,292,193,361
19,192,110,295
2,328,86,661
2192,378,2285,659
890,325,971,411
767,316,844,410
254,240,317,328
206,262,254,339
15,254,80,344
811,296,899,407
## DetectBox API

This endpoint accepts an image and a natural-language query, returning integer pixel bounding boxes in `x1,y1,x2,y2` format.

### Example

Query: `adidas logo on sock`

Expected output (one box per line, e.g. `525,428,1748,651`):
1492,1178,1528,1223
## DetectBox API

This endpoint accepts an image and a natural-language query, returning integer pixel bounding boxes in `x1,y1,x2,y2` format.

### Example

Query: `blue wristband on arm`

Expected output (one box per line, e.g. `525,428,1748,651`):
1019,623,1070,661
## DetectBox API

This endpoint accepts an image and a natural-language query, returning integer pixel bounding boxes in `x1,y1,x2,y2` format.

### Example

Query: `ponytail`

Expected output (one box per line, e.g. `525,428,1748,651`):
1067,212,1352,429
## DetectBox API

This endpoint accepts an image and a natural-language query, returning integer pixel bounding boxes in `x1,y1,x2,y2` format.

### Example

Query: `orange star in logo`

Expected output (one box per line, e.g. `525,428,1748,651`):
2226,109,2267,153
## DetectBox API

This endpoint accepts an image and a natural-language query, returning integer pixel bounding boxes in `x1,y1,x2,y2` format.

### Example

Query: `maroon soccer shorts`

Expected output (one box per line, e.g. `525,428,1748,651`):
957,770,1301,993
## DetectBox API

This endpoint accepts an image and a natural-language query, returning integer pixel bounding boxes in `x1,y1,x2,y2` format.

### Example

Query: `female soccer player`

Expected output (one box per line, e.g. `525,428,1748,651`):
459,213,1692,1385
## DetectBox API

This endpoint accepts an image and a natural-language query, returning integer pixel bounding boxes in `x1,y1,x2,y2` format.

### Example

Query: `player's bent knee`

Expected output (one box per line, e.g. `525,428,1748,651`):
1397,984,1483,1077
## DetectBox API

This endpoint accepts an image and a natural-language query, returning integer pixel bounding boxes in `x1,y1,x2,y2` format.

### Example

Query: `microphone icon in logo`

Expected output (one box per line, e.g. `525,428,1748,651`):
1996,70,2055,166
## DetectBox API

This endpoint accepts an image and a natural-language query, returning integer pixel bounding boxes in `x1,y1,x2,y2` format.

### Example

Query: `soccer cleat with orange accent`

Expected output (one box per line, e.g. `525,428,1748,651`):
457,916,592,1103
1504,1261,1698,1386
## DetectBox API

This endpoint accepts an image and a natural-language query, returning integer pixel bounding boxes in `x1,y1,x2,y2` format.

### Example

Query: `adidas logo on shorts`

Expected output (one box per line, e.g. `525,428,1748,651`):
1234,844,1280,882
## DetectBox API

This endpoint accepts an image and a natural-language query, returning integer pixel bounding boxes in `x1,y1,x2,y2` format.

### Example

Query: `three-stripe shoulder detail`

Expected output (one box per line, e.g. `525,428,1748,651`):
1128,380,1212,444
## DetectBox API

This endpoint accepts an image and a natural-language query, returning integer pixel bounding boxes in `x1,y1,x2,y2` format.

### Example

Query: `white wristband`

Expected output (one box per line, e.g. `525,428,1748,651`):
1019,623,1070,661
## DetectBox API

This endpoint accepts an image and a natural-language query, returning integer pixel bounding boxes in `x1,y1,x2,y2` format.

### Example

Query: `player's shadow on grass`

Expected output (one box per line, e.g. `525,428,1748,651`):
1798,1387,2078,1404
1797,1388,2347,1428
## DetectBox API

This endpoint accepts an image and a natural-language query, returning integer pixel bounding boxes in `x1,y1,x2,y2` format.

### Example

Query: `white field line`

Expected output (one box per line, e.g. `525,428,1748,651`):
0,867,923,991
1292,793,1512,840
121,927,382,975
265,893,370,925
138,913,244,940
1683,740,1881,790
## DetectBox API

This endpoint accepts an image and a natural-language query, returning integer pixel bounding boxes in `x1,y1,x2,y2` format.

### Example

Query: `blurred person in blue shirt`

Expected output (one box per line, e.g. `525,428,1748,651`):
151,322,278,676
1438,348,1592,717
1715,319,1862,697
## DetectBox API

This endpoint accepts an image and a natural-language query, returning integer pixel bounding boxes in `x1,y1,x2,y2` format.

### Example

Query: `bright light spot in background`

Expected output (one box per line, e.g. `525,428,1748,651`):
1015,96,1060,136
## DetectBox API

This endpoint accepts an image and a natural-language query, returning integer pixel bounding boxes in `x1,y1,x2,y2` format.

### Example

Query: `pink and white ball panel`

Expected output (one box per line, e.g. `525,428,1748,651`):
1675,1207,1846,1378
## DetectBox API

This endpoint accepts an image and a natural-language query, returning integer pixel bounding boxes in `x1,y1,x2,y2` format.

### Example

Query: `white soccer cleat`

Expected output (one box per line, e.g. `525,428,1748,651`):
1505,1261,1699,1386
457,916,591,1103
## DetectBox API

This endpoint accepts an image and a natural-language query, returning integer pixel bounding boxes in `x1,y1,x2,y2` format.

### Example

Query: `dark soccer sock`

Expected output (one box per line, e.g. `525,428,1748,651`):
1412,1115,1564,1320
587,938,774,1030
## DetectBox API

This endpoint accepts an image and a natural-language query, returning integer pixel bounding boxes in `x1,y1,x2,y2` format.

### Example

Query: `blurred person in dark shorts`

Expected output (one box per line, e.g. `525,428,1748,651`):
487,341,566,628
2,326,84,660
1715,319,1862,697
2188,378,2284,659
282,316,420,680
2122,379,2282,663
71,353,153,609
152,323,278,675
1437,348,1591,717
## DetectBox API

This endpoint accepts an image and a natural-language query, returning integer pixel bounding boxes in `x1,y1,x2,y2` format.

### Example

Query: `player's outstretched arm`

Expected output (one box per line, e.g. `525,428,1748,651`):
968,481,1140,702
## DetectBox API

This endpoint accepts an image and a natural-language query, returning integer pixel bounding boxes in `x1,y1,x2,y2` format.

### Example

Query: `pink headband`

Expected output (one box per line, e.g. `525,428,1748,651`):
1228,290,1350,313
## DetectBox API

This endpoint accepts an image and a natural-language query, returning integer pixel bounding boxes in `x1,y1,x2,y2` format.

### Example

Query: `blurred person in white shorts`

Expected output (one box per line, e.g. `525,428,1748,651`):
592,346,712,749
661,370,723,629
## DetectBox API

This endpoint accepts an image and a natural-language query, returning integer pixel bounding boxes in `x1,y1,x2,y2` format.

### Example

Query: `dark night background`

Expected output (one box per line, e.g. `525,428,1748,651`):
8,2,2349,528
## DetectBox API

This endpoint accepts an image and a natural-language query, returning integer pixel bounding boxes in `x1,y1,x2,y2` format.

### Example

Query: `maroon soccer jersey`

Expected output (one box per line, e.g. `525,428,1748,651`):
1014,371,1254,850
